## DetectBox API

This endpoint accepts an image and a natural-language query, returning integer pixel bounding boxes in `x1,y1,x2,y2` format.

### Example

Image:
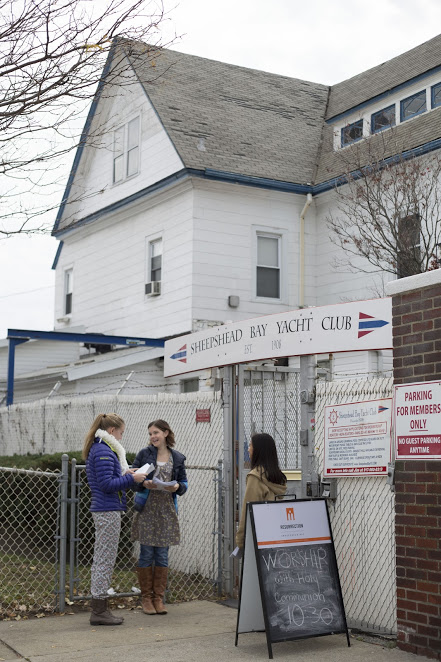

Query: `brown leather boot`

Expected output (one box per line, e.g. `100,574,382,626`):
152,566,168,614
90,598,123,625
135,566,156,615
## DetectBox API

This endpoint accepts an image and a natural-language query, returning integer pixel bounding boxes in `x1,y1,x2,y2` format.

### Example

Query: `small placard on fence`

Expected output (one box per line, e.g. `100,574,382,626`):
196,408,211,422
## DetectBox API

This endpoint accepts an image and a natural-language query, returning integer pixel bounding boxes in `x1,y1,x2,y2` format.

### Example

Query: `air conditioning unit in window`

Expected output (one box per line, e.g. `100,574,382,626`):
145,281,161,296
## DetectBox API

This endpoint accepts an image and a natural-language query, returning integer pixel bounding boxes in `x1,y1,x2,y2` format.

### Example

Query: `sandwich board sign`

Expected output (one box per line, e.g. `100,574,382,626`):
235,499,350,658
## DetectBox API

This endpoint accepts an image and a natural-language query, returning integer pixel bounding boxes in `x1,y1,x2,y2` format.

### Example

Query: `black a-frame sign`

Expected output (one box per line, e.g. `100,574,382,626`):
235,499,350,658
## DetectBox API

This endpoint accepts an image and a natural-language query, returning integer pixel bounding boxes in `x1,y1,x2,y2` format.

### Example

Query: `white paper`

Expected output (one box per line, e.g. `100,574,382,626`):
230,546,243,559
152,476,177,491
135,462,155,475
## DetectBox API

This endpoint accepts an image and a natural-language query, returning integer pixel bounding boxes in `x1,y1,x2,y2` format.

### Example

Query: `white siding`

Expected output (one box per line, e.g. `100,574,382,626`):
0,340,80,378
59,65,184,228
55,183,194,339
314,189,395,304
191,180,308,322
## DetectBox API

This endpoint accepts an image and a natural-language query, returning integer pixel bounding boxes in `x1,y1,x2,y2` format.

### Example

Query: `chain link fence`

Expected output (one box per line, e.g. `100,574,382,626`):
314,377,396,634
68,461,223,604
0,466,62,617
242,367,301,470
0,392,226,618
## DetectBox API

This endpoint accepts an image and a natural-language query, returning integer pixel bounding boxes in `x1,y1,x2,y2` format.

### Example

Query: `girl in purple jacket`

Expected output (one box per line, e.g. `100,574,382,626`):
83,413,146,626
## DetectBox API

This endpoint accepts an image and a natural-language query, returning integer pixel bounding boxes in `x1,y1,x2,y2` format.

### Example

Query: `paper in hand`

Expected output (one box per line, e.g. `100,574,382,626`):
135,462,155,475
152,476,178,491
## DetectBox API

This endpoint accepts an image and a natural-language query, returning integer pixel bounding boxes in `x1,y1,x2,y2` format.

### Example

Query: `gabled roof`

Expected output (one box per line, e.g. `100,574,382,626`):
326,33,441,120
127,43,329,185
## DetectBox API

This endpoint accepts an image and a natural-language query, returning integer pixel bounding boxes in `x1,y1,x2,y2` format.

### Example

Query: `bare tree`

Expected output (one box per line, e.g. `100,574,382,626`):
0,0,173,236
326,128,441,278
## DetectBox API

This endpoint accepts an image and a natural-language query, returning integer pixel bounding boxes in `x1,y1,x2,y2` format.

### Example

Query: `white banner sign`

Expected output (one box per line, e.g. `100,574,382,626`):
324,398,393,476
164,298,392,376
394,380,441,459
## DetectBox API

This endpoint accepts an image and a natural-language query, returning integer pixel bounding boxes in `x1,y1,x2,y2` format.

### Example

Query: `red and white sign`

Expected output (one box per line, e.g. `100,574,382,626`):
324,399,392,476
196,408,211,423
394,380,441,459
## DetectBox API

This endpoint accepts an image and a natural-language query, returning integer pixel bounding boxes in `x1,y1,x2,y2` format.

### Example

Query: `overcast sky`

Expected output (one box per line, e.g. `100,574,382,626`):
1,0,441,339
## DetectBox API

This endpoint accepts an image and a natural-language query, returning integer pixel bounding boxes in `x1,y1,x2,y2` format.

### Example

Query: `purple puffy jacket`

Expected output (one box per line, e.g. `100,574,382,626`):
86,438,135,512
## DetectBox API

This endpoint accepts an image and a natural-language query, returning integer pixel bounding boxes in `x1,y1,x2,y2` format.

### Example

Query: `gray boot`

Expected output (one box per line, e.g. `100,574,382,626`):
90,598,123,626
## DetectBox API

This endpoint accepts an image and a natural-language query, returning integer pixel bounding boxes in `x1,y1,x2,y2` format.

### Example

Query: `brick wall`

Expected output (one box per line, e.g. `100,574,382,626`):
388,273,441,660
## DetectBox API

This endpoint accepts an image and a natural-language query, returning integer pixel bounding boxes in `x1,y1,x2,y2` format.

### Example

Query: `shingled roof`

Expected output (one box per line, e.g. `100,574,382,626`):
326,33,441,120
127,44,329,186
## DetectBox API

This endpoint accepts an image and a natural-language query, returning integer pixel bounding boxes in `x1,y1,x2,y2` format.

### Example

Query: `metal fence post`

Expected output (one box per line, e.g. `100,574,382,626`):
57,454,69,612
216,460,223,596
69,458,79,601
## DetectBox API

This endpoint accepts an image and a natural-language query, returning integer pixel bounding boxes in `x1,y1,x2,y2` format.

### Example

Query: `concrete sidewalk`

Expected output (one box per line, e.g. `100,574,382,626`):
0,601,418,662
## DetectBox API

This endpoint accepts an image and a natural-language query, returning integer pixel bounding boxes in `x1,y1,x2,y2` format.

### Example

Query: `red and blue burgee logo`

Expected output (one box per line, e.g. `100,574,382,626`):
358,312,389,338
170,345,187,363
378,405,389,413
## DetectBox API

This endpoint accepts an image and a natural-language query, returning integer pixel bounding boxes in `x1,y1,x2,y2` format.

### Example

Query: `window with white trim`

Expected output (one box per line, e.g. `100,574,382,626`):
256,234,280,298
64,268,73,315
113,116,140,183
149,238,162,283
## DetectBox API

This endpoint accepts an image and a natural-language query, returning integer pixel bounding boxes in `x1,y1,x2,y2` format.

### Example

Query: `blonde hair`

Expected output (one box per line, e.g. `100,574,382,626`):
148,419,175,448
82,413,125,460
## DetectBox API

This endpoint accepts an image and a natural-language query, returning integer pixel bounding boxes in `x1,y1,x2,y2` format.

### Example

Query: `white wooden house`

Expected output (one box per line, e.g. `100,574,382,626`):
2,34,441,402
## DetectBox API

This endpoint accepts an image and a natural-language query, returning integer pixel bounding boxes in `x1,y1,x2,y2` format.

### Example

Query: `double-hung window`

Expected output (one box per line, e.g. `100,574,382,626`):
113,116,140,183
145,238,162,296
64,269,73,315
256,234,280,299
396,214,421,278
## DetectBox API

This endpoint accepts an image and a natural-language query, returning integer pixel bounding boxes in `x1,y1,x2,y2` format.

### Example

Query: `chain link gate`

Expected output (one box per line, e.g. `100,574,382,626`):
236,364,301,507
0,463,66,616
67,458,224,605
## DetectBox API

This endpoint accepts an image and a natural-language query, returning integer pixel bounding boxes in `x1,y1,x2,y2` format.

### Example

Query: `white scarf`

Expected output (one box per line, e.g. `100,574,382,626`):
95,428,129,475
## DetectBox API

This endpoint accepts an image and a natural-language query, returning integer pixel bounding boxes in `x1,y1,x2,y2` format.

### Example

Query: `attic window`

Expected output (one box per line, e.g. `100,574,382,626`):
113,117,140,183
400,90,426,122
371,105,396,133
341,119,363,147
432,82,441,109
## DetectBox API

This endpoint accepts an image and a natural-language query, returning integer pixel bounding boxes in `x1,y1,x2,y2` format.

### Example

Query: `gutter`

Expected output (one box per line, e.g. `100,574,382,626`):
299,193,313,308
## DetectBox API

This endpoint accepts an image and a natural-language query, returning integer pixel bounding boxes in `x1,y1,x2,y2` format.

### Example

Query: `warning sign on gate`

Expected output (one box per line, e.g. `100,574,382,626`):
394,380,441,459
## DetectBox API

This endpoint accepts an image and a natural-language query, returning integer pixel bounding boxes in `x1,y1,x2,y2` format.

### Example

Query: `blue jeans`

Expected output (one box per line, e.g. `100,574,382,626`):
138,544,169,568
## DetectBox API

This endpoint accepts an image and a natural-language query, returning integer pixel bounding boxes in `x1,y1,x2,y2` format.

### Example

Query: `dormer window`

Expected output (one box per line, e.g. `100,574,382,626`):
371,105,396,133
341,119,363,147
113,116,140,183
432,82,441,109
400,90,426,122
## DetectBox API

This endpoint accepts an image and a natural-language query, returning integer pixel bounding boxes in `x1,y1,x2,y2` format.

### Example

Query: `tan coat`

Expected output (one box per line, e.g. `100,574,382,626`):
235,467,286,548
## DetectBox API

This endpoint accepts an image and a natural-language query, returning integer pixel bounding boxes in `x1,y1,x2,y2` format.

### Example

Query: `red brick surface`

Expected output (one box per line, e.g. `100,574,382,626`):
392,285,441,659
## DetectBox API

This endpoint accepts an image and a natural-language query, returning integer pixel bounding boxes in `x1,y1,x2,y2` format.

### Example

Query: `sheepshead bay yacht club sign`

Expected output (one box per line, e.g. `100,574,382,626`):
164,298,392,377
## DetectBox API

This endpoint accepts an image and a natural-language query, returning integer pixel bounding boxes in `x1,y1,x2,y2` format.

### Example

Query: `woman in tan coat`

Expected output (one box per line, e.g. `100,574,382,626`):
236,433,287,549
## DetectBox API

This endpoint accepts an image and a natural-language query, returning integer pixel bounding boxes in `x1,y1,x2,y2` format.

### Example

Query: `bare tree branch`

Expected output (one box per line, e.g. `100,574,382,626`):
0,0,177,236
326,128,441,277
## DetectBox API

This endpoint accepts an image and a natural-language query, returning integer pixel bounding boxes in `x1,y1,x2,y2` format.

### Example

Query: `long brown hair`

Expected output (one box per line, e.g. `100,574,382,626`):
148,419,175,448
82,413,125,460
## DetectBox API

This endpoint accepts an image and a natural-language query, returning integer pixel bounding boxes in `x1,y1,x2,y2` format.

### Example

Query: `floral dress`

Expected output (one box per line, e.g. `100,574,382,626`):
131,456,180,547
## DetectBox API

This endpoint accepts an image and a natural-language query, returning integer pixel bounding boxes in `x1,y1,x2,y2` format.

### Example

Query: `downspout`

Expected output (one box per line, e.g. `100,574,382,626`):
299,193,313,308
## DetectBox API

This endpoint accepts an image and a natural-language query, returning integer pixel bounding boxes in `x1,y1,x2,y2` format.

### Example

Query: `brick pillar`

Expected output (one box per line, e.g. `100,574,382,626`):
387,272,441,660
